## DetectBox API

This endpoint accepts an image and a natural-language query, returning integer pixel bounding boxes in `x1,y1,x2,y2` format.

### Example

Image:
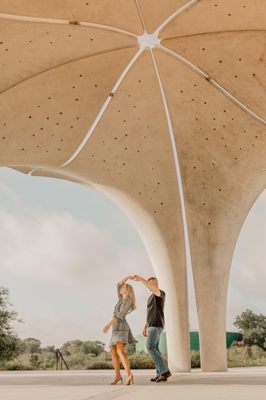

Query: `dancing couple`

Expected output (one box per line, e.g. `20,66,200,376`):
103,275,172,385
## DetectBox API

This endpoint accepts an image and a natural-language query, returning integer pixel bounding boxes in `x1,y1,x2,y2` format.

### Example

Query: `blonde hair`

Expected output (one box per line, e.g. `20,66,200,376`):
125,283,136,310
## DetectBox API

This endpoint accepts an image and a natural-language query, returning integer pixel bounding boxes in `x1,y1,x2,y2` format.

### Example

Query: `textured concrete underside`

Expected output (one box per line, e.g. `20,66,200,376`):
0,0,265,372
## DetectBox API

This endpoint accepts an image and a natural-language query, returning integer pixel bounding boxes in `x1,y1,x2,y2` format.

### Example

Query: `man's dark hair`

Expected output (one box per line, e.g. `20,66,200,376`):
148,277,157,282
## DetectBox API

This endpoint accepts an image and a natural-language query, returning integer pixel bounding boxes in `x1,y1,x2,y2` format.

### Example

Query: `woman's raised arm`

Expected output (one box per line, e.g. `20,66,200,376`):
119,276,134,286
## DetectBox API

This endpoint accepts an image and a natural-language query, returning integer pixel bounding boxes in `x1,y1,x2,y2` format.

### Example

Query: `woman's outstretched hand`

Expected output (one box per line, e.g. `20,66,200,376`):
103,318,117,333
133,275,142,281
119,275,134,285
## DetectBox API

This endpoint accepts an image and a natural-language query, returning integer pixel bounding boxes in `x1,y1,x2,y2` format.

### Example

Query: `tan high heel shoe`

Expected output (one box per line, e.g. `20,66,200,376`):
126,374,134,385
110,376,123,385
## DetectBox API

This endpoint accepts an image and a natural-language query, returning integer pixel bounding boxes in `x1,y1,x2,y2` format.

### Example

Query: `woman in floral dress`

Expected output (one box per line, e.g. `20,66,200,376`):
103,276,136,385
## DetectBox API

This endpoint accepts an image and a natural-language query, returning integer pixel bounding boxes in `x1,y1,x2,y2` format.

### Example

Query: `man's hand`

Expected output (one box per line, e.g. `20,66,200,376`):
133,275,160,296
143,325,148,337
103,325,110,334
133,275,142,281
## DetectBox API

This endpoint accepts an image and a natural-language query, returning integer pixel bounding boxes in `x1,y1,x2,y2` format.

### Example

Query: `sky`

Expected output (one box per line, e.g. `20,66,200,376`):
0,167,265,348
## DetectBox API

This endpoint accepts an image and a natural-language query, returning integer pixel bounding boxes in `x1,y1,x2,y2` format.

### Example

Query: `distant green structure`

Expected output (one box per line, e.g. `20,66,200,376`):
136,331,241,354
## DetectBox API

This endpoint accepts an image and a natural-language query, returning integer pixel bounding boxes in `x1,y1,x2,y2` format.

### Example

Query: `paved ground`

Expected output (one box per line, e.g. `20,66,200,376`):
0,368,266,400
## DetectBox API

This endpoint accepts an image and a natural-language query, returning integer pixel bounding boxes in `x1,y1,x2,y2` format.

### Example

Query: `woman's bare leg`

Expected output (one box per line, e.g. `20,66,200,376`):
111,345,121,379
116,342,132,377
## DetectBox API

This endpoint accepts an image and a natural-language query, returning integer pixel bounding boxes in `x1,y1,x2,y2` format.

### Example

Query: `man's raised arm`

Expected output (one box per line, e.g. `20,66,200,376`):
133,275,161,297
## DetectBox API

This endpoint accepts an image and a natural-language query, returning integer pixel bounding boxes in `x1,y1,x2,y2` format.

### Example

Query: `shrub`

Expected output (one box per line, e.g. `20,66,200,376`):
227,345,266,368
5,363,33,371
86,360,113,369
191,351,201,368
128,352,155,369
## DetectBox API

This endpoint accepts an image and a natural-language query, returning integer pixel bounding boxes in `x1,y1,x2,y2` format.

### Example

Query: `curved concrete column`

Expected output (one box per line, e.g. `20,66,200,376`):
154,48,266,371
191,230,233,372
94,185,191,372
6,162,192,372
192,184,266,371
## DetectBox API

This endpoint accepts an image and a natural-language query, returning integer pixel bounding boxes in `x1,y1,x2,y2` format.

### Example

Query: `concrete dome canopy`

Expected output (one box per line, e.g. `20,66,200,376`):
0,0,265,373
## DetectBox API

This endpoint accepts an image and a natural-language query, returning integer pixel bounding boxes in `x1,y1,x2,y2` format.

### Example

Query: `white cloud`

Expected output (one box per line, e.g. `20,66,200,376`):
0,200,211,344
0,194,153,346
0,179,23,208
0,207,155,286
227,190,266,328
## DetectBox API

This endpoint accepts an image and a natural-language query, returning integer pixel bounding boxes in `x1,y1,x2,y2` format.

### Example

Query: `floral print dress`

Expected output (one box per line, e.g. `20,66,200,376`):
109,283,137,347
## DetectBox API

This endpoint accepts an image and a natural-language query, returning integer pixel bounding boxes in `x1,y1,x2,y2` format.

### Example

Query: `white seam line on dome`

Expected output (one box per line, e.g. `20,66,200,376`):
60,48,144,168
150,48,192,323
0,45,136,96
161,28,266,41
210,80,266,125
0,13,138,39
134,0,147,32
160,45,266,126
155,0,199,36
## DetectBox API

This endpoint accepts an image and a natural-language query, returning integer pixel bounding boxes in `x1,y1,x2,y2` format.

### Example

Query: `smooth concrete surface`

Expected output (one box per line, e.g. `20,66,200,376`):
0,369,266,400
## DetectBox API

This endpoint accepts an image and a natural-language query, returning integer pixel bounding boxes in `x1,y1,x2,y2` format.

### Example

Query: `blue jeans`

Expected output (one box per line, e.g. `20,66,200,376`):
146,327,169,376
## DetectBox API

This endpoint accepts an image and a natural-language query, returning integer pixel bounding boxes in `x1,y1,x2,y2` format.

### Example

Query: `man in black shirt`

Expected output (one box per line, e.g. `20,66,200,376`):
133,275,171,382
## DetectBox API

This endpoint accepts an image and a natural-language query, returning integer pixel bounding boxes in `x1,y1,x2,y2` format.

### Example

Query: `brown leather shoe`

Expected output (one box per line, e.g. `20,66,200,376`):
150,375,160,382
156,370,172,382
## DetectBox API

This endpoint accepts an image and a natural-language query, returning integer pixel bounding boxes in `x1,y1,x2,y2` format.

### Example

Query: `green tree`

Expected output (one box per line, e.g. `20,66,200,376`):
43,345,56,354
81,341,105,356
0,287,21,362
61,340,105,357
29,354,41,369
234,309,266,350
22,338,42,354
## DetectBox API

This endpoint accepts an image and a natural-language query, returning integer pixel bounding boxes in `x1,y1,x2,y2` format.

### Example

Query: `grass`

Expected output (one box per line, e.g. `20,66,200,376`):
1,346,266,371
